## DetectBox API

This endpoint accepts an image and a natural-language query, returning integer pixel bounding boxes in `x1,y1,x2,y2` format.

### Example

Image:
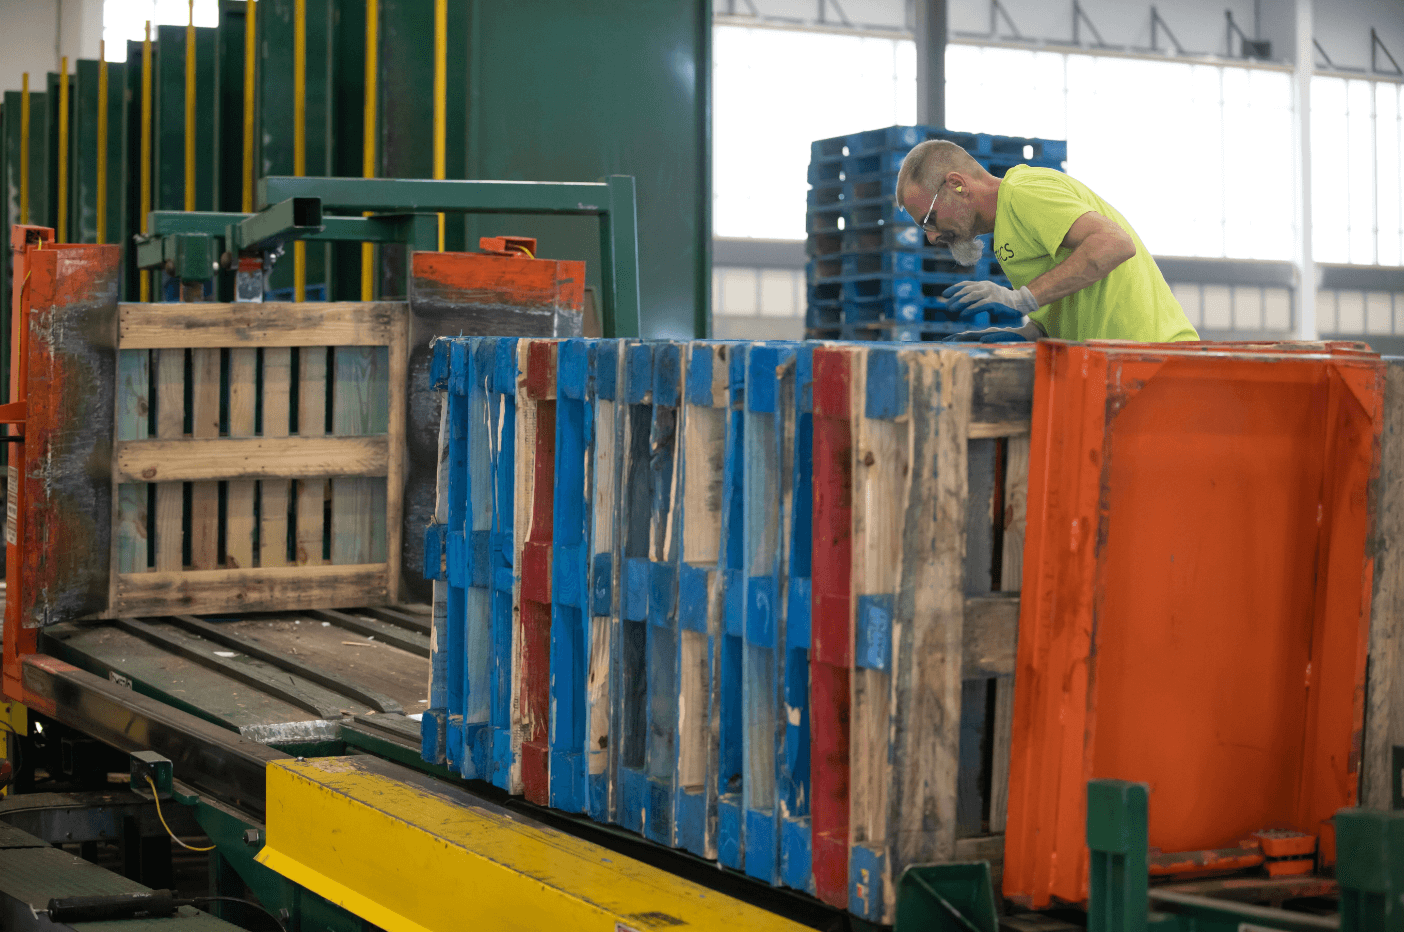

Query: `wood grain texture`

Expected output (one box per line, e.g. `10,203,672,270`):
990,432,1030,833
113,349,151,581
331,346,390,566
120,301,402,348
117,437,390,481
297,348,328,566
961,595,1019,677
260,348,292,568
384,309,409,603
188,348,221,571
111,563,389,617
154,349,186,572
226,348,257,569
1364,361,1404,809
885,350,972,920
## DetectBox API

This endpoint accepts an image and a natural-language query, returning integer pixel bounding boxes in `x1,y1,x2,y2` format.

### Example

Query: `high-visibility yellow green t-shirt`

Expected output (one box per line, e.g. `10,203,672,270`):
993,165,1198,342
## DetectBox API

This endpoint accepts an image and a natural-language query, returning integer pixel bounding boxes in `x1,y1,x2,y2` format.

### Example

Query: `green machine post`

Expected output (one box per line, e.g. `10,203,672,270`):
1336,807,1404,931
1088,780,1152,932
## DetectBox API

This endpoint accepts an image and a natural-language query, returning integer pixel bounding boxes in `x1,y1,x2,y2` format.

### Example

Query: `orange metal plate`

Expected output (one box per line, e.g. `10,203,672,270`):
1003,340,1383,907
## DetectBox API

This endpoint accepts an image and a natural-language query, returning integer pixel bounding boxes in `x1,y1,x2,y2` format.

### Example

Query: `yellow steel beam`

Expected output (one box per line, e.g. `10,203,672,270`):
257,757,809,932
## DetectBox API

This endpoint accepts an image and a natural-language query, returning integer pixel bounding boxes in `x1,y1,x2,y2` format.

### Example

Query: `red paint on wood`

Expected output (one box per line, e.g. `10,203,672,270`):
518,342,558,807
810,346,853,908
412,251,585,311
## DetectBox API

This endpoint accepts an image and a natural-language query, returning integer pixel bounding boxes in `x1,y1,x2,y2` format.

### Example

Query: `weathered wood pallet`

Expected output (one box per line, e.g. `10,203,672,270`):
421,336,1035,923
112,302,407,617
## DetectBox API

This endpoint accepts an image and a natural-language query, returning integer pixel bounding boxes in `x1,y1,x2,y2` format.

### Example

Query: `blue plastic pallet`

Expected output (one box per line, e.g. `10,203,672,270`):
807,225,926,256
808,251,1004,282
810,126,1067,163
808,152,1064,187
809,273,1016,305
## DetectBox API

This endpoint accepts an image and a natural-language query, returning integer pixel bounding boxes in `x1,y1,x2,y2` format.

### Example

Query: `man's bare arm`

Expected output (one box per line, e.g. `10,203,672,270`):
1025,211,1136,307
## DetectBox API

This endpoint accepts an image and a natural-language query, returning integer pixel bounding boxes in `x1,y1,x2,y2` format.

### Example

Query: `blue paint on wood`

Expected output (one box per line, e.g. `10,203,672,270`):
596,341,619,401
676,788,707,854
718,796,743,869
864,348,908,420
626,342,652,404
746,576,778,648
423,524,445,580
685,344,712,406
587,341,621,825
745,809,777,882
444,341,471,775
781,816,814,894
446,529,466,587
854,593,894,672
653,342,681,407
747,345,779,413
624,557,650,621
716,343,748,870
429,338,450,390
488,338,519,791
677,563,709,633
849,844,887,921
649,562,677,629
550,338,594,813
470,529,490,588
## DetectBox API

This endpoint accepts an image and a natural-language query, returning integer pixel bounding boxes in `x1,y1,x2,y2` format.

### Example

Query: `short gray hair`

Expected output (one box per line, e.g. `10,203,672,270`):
894,140,988,208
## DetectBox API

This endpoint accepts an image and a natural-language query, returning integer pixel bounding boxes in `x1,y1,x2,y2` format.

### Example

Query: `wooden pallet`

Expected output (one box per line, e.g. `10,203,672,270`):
111,301,407,617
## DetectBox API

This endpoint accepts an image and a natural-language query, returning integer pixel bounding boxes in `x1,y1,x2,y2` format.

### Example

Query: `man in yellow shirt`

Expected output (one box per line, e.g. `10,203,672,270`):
894,140,1198,342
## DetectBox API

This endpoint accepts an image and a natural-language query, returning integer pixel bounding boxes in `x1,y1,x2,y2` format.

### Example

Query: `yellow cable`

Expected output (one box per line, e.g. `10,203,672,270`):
145,775,216,852
511,244,535,259
97,44,108,244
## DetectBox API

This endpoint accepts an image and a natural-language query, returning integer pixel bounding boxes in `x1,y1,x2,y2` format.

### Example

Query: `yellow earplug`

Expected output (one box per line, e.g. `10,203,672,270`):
956,185,963,193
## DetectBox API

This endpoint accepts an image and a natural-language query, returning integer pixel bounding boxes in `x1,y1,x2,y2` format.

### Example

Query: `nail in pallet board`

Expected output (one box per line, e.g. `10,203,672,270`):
112,301,408,617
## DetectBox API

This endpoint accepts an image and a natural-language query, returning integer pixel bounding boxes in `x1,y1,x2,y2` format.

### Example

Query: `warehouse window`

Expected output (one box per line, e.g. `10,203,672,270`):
945,44,1297,263
712,24,916,240
103,0,221,61
1311,77,1404,267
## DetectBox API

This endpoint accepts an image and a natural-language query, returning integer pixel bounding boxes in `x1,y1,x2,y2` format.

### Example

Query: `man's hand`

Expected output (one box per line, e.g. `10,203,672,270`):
943,281,1039,316
942,320,1046,343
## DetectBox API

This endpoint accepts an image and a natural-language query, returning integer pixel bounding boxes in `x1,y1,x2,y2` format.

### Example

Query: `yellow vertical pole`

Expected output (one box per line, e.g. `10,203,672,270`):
434,0,446,252
243,0,257,214
57,58,68,242
293,0,306,302
97,43,108,244
19,73,28,226
185,0,196,213
140,22,152,301
361,0,378,300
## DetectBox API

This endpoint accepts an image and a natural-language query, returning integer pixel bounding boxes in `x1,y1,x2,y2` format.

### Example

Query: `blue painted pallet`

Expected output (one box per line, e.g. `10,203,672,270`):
588,341,625,822
644,342,685,846
615,341,655,836
550,338,595,813
807,225,926,256
806,297,1020,331
804,318,1027,342
461,338,496,780
810,126,1067,163
808,250,1003,282
676,342,733,859
781,344,815,894
808,274,1014,305
488,336,520,793
421,340,452,765
742,343,800,885
717,342,748,870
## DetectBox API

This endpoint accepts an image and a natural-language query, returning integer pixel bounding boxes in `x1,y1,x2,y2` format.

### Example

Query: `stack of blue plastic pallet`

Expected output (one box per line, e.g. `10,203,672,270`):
805,125,1067,341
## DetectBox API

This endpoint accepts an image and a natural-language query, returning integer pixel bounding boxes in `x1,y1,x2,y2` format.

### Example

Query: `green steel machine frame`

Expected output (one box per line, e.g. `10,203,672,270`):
133,175,641,337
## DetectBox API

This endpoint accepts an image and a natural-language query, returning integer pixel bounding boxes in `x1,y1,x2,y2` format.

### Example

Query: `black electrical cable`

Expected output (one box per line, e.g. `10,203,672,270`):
190,896,289,932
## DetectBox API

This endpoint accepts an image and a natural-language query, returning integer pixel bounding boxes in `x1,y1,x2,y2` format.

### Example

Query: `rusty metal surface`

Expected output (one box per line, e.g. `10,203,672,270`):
401,250,583,603
17,241,119,627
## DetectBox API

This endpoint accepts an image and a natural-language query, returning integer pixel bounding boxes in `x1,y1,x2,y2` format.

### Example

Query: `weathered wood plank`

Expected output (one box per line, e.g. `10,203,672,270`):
990,432,1030,834
384,301,409,604
188,348,221,570
961,595,1019,677
296,348,328,566
586,341,623,823
487,337,521,795
154,349,185,572
331,346,390,566
1364,361,1404,809
969,349,1034,434
260,347,292,568
111,563,389,616
120,301,401,349
116,436,390,482
716,343,749,871
114,349,151,578
226,348,258,569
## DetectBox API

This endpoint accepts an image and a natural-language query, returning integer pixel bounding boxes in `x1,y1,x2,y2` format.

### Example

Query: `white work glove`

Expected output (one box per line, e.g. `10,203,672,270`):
943,281,1040,316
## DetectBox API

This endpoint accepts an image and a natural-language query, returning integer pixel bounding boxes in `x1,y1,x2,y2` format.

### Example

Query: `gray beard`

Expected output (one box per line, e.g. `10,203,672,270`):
950,237,985,267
